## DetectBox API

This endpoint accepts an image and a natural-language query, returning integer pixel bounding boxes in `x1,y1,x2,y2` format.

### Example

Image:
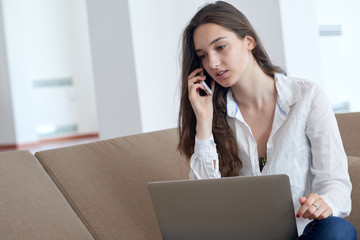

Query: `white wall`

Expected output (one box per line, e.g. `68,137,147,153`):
279,0,323,86
0,0,97,145
67,0,98,134
24,0,75,137
86,0,142,139
1,0,38,144
315,0,360,112
0,1,16,145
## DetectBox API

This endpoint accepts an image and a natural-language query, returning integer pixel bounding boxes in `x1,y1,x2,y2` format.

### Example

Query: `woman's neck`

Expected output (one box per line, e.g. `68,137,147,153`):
231,62,276,111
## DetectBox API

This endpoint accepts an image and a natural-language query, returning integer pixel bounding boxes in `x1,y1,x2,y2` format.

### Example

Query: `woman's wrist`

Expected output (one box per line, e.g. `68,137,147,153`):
196,120,213,139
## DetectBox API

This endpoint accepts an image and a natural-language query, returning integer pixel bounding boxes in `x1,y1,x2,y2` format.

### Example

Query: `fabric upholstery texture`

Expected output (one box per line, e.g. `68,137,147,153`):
1,112,358,239
336,112,360,157
0,150,93,240
347,156,360,235
35,128,190,240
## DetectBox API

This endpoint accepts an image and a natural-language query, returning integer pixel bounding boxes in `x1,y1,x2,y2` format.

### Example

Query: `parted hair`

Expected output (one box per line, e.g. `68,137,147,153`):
177,1,284,177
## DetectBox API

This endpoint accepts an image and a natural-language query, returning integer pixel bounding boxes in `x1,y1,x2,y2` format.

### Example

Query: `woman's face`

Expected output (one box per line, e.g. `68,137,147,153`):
193,23,255,88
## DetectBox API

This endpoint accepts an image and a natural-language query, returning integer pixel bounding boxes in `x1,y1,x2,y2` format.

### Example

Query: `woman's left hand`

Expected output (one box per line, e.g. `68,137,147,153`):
296,193,332,220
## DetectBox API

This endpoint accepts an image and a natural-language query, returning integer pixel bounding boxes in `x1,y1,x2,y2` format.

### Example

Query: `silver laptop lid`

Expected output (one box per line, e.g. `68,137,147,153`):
148,174,298,240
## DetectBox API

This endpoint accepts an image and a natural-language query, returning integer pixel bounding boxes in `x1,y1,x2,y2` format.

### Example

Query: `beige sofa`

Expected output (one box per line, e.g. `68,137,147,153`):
0,112,359,239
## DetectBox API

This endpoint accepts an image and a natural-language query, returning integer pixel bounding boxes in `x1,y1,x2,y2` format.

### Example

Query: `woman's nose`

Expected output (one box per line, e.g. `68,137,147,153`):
208,54,220,69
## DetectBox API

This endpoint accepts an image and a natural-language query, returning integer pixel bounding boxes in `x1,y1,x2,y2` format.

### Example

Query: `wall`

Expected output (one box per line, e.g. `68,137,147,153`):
86,0,142,140
66,0,98,134
315,0,360,112
0,1,16,145
279,0,323,86
91,0,289,139
1,0,38,144
0,0,97,145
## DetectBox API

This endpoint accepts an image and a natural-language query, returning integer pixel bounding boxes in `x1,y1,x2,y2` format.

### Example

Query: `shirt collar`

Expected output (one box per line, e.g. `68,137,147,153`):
226,73,302,118
226,89,239,118
274,73,301,115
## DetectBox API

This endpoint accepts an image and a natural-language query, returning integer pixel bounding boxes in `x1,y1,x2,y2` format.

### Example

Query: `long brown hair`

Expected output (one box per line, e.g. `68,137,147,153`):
178,1,284,177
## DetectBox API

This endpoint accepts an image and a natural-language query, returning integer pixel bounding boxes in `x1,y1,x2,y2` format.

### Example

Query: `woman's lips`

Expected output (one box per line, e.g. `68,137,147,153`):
216,70,227,76
215,70,228,80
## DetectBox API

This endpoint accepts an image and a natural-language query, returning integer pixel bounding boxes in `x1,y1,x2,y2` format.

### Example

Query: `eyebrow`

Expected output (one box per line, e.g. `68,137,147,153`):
195,37,228,53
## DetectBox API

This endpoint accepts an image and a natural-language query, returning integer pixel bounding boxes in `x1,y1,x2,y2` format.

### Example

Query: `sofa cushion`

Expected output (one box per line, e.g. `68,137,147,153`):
336,112,360,157
347,156,360,236
0,150,93,240
35,128,190,240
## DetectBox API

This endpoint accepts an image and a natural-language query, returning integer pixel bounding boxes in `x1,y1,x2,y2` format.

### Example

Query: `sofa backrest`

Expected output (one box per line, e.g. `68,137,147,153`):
336,112,360,157
346,156,360,237
335,112,360,236
35,128,189,240
29,112,359,239
0,150,93,240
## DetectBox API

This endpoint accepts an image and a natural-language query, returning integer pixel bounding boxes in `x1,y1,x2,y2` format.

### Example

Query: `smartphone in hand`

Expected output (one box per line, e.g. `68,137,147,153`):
198,67,213,96
201,80,213,95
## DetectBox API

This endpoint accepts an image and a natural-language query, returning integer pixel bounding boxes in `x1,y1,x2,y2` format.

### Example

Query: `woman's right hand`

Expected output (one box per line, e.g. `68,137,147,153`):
187,67,215,139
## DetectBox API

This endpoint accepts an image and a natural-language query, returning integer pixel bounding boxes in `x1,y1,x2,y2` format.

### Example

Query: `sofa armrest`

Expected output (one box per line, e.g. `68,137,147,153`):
0,150,93,239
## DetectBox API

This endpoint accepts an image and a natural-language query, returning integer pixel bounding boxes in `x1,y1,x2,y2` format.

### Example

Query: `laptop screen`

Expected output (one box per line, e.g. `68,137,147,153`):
148,174,298,240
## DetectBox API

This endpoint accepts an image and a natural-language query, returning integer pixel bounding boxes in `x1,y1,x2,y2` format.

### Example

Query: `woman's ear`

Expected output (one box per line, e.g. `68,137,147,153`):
245,35,256,51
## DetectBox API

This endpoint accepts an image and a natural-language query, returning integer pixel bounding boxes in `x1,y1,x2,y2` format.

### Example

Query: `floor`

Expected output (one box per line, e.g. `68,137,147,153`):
1,135,99,154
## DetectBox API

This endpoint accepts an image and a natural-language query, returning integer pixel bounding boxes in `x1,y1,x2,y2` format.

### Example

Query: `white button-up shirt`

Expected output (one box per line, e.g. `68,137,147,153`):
189,73,352,234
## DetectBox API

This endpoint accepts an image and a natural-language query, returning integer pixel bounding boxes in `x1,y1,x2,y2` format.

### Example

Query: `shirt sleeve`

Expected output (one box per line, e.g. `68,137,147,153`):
305,85,352,217
189,134,221,179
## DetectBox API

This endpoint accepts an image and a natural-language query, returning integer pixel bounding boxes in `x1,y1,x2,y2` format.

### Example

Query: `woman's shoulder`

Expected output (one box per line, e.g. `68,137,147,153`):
275,73,330,113
275,73,324,97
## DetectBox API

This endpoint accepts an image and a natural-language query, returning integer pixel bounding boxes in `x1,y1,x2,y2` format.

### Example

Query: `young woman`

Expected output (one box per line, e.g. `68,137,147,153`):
178,1,356,238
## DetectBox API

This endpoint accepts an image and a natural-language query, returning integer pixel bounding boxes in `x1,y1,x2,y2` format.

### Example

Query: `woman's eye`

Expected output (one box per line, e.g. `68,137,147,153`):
217,45,226,50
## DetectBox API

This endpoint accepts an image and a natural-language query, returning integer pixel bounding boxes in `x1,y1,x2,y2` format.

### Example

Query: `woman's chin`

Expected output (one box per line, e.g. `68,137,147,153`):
217,80,234,88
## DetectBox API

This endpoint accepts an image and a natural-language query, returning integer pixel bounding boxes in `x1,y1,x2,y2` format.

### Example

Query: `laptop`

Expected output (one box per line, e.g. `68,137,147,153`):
148,174,298,240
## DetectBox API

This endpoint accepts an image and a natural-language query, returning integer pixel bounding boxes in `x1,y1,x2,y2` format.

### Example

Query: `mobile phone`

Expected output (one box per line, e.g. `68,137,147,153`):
201,80,213,95
198,67,213,96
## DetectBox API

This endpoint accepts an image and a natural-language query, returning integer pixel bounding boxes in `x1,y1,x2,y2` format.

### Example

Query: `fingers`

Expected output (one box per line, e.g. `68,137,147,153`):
187,68,214,127
304,201,321,220
316,208,332,220
299,197,306,204
188,68,210,98
211,78,215,92
297,193,333,220
297,193,317,218
188,67,205,84
309,203,332,220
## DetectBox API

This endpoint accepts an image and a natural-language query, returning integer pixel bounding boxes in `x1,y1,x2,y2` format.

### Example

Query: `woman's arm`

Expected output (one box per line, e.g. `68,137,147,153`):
187,67,214,139
298,85,351,220
187,67,221,179
189,135,221,179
